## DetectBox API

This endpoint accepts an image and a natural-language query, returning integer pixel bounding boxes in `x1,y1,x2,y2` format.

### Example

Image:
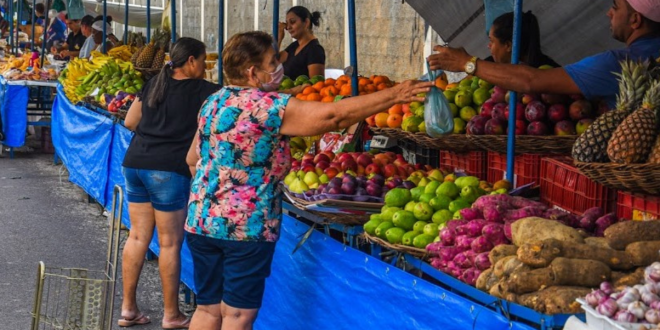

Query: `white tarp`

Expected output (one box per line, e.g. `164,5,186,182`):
82,0,163,28
407,0,622,67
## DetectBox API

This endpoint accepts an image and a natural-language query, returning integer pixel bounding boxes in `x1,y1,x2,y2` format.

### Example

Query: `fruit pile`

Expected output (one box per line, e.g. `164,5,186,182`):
107,91,136,114
0,53,56,81
363,174,510,250
469,67,603,136
131,29,170,70
284,74,394,102
573,60,660,165
59,52,143,105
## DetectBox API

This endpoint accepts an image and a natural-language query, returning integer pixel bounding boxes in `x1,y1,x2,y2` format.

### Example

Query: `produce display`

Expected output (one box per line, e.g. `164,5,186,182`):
284,74,393,102
131,29,170,70
0,52,57,81
362,172,509,250
573,59,660,164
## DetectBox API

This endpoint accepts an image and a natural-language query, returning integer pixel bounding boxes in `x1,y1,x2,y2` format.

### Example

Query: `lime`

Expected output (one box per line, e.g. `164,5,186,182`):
454,90,473,108
363,219,382,235
460,106,477,122
448,199,470,213
453,118,467,134
370,214,383,222
413,234,435,249
375,221,395,239
423,223,440,237
380,207,401,222
448,103,459,117
385,227,406,244
413,220,428,233
432,209,453,225
473,87,490,106
392,210,416,231
402,231,420,246
443,90,457,103
453,210,463,219
385,188,412,207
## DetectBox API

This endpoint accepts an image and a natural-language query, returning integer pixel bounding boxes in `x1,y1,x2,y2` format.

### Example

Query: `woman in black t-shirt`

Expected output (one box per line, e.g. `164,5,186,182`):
118,37,219,329
277,6,326,78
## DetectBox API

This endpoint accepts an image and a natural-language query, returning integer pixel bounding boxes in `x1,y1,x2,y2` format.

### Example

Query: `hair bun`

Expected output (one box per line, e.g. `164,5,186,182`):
311,11,321,26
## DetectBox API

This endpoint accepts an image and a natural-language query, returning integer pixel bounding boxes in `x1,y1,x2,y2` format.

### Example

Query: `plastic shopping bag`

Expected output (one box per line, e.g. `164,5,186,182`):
424,61,454,137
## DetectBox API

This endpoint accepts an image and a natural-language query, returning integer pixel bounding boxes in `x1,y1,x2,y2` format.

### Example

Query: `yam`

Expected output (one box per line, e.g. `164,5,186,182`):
614,267,646,288
511,217,584,247
517,238,634,270
585,237,612,249
493,256,531,279
505,257,611,294
488,244,518,265
489,279,508,298
476,269,499,292
515,286,591,314
625,241,660,266
604,221,660,250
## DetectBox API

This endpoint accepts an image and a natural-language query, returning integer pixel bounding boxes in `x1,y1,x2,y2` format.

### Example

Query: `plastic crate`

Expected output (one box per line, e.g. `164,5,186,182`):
397,139,439,167
487,152,557,187
616,191,660,221
539,157,616,216
439,151,487,179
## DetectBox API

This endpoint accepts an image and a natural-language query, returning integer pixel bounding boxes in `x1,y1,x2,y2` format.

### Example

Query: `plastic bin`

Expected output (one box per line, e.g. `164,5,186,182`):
397,139,439,167
439,151,487,179
540,157,617,216
487,152,558,187
616,191,660,221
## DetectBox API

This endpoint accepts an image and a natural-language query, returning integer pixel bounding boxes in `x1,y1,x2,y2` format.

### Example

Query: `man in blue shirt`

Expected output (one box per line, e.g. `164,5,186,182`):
46,11,67,53
428,0,660,108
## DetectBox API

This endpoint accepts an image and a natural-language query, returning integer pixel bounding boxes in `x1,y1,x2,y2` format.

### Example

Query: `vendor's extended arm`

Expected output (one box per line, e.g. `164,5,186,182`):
427,45,582,95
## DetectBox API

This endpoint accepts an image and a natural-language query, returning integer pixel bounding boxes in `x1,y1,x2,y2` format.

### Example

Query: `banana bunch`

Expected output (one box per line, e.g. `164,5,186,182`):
108,45,135,62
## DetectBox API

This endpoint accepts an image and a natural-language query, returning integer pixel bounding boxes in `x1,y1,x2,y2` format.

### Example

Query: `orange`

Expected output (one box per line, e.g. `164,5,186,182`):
365,115,376,127
358,77,370,87
403,112,414,120
377,83,388,91
365,84,377,94
312,81,325,92
388,104,403,115
302,86,316,95
387,113,403,128
296,93,307,101
435,77,448,90
374,112,389,128
446,83,459,90
324,78,336,86
325,86,338,97
373,75,390,86
321,96,335,103
340,84,352,96
334,80,346,90
337,75,349,83
307,93,322,102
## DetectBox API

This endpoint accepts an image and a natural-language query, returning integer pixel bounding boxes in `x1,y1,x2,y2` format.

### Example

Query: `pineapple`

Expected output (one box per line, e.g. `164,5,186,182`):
151,33,168,70
607,80,660,163
572,60,650,162
647,136,660,164
136,29,161,68
130,35,145,66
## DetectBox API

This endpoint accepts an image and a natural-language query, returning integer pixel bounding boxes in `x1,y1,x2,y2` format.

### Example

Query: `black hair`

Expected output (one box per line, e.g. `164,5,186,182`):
287,6,321,30
35,3,44,14
146,37,206,108
492,11,544,67
80,15,94,27
93,15,112,23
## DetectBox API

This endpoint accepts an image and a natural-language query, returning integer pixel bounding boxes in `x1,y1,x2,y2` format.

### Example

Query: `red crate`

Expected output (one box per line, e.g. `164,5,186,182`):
616,192,660,221
539,157,616,216
487,152,550,187
439,151,487,180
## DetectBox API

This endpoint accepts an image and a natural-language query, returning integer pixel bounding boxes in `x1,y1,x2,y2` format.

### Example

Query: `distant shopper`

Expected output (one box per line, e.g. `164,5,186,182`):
46,10,66,52
91,20,115,53
119,37,219,329
277,6,325,78
78,15,95,58
59,17,85,59
34,3,45,26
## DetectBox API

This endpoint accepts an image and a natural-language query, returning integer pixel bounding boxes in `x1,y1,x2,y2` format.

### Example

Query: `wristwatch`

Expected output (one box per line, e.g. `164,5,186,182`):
464,56,478,74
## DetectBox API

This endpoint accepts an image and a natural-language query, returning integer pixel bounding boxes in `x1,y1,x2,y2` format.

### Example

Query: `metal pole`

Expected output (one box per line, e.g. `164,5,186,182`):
31,0,35,51
124,0,129,44
218,0,224,84
146,0,151,42
17,0,22,53
39,0,49,68
170,0,176,42
505,0,523,183
272,0,279,49
8,0,13,54
347,0,358,96
102,0,107,53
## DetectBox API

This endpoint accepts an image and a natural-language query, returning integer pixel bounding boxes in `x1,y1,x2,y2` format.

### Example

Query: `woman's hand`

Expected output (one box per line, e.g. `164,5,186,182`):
392,80,435,105
278,22,287,39
427,45,473,72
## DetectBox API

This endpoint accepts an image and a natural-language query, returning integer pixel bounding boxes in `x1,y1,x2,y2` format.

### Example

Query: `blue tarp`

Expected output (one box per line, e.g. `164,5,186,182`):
52,85,113,205
0,79,29,147
105,123,132,226
255,215,536,330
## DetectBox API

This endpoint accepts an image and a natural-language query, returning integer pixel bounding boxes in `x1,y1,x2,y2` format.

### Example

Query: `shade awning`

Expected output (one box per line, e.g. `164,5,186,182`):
82,0,163,28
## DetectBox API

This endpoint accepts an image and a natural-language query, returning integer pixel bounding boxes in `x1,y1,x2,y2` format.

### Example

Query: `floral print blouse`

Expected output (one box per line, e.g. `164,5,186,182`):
185,87,291,242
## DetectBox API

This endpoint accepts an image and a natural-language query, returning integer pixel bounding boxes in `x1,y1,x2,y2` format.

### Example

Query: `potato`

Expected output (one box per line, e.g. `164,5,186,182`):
512,217,584,247
605,221,660,250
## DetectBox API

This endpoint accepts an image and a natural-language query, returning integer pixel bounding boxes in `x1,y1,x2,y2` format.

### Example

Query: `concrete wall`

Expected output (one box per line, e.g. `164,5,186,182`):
106,0,427,81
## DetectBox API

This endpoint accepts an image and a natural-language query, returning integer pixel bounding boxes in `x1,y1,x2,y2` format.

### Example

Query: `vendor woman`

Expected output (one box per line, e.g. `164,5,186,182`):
277,6,325,78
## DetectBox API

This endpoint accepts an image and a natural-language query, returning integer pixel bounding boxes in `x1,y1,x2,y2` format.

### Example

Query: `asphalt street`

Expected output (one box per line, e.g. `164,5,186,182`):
0,144,192,329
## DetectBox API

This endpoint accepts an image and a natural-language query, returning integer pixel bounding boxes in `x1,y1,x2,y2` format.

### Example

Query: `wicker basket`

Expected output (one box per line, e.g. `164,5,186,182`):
575,161,660,195
370,127,481,152
135,67,161,81
468,135,577,154
362,233,428,258
286,195,371,226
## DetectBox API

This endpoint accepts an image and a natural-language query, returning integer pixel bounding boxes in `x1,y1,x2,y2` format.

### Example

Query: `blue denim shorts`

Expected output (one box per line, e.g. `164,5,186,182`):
186,233,276,309
122,167,191,212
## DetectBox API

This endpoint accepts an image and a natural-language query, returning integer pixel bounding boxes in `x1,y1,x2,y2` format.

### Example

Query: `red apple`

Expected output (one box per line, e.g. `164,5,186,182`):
405,165,415,176
341,159,358,172
329,162,342,170
527,121,549,136
324,167,339,179
337,153,354,164
402,103,411,114
569,100,593,121
521,94,538,105
302,154,314,162
357,165,366,176
414,164,424,170
547,104,568,123
491,103,507,121
396,166,408,177
356,153,373,167
322,151,336,162
554,120,577,136
365,164,382,175
373,154,390,165
382,164,397,178
480,100,495,118
291,160,301,168
485,118,506,135
302,165,316,173
315,161,330,170
301,159,315,168
505,102,525,120
313,153,331,164
524,101,547,122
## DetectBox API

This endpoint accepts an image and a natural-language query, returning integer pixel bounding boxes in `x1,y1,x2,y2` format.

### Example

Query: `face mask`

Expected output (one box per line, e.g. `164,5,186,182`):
258,63,284,91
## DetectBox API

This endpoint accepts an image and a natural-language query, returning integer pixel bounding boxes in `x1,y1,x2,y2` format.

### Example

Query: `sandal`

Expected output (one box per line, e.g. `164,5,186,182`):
162,316,191,329
118,312,151,327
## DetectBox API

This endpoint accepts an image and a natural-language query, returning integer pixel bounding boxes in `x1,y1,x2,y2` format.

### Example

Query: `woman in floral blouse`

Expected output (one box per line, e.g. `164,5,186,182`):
184,31,432,329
